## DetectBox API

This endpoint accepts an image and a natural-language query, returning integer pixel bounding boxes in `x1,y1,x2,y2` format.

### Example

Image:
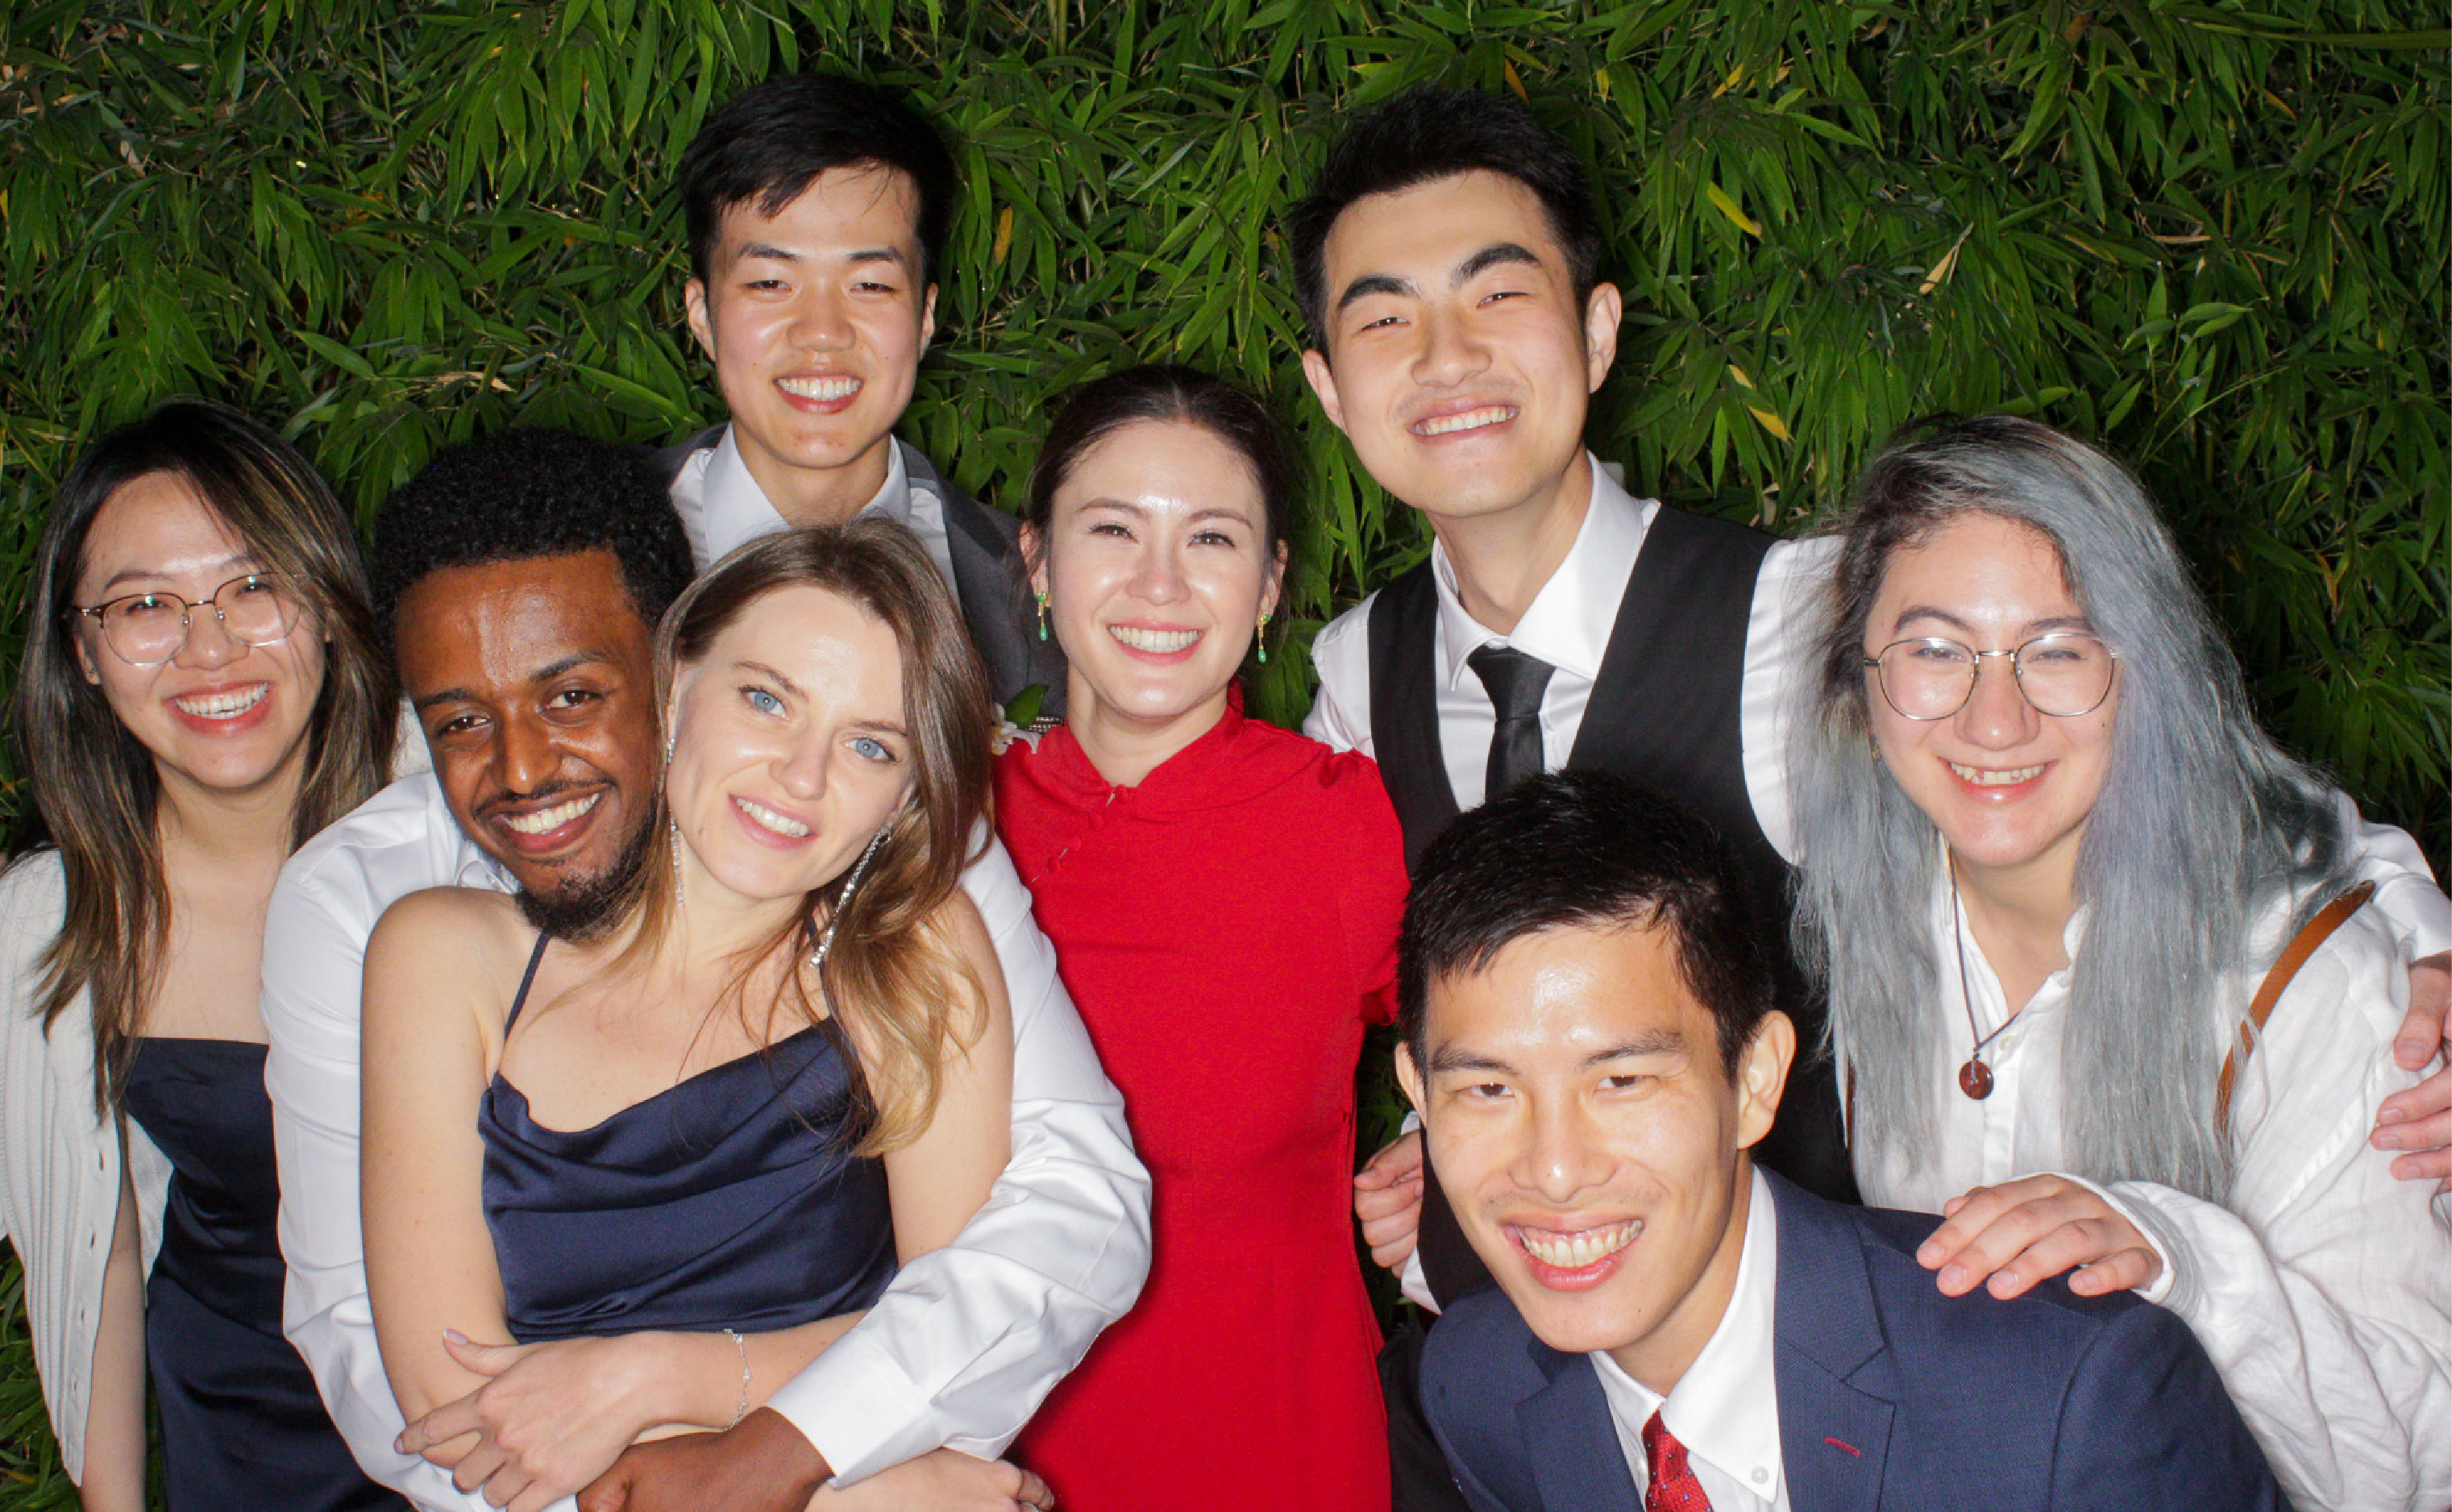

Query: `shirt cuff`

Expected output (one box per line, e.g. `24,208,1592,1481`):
2067,1173,2192,1311
763,1328,939,1488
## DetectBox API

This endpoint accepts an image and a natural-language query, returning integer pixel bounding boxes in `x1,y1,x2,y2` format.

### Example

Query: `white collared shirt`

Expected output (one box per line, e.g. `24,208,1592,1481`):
264,773,1153,1509
1857,871,2452,1512
669,426,957,584
1590,1167,1788,1512
1303,453,1832,858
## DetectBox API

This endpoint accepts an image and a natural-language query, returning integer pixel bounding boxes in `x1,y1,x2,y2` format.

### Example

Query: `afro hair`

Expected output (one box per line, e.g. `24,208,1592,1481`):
370,427,696,656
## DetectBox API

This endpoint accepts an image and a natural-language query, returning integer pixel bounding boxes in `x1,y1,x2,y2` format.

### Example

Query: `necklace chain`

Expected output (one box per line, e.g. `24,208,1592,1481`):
1950,858,2014,1098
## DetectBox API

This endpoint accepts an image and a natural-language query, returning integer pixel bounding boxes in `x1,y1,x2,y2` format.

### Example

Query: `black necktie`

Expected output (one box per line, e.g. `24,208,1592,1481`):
1467,643,1556,803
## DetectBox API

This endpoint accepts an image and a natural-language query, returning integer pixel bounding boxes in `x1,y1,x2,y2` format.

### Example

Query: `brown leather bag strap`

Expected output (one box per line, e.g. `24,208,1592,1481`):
2216,880,2377,1136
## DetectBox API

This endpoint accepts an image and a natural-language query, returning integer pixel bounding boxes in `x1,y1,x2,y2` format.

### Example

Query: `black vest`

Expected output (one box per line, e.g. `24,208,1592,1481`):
1367,505,1857,1304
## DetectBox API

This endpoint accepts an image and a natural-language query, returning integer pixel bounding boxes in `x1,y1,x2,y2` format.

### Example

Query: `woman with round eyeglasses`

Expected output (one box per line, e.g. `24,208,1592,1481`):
0,399,401,1510
1788,415,2452,1507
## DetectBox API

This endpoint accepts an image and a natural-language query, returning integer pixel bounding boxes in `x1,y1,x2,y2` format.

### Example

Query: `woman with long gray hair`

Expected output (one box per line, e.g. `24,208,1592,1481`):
1789,414,2450,1510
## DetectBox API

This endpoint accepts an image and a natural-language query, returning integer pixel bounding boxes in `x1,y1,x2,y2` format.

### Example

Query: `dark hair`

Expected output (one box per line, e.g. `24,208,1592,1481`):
609,519,994,1154
369,428,696,659
1397,772,1773,1075
11,398,394,1107
676,72,958,286
1285,86,1602,351
1025,363,1299,562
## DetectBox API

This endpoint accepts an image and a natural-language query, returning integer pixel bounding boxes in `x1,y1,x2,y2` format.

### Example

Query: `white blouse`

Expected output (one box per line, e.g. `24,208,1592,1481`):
0,852,172,1485
1860,874,2452,1512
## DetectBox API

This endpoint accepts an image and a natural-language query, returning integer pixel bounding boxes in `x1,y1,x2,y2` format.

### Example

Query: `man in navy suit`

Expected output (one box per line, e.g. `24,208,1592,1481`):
1394,772,2280,1511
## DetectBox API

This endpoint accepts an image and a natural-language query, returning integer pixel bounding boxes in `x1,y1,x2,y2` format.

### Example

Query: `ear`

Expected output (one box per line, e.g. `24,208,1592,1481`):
1395,1038,1428,1119
918,283,938,351
1259,537,1288,620
1019,521,1049,598
71,623,101,686
684,279,717,362
1581,281,1623,393
1732,1009,1795,1151
1299,348,1348,432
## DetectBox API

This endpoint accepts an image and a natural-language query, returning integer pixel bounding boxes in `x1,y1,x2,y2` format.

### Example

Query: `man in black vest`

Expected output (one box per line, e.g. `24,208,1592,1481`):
652,72,1066,712
1286,85,1854,1509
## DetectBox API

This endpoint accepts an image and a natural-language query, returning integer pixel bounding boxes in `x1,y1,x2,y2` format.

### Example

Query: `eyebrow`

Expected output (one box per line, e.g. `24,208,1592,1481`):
1332,241,1548,316
1424,1028,1685,1077
1077,498,1254,525
1892,606,2095,637
734,243,911,271
94,554,254,596
409,650,622,712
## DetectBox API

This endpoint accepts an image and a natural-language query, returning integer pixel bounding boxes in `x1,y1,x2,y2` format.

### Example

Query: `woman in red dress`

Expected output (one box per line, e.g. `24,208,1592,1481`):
997,367,1406,1510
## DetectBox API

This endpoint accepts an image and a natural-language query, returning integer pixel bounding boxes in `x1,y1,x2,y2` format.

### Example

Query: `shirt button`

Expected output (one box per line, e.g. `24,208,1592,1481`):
1752,1467,1768,1483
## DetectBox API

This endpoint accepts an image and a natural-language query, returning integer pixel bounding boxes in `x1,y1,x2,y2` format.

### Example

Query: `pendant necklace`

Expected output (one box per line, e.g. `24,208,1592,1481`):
1951,861,2013,1099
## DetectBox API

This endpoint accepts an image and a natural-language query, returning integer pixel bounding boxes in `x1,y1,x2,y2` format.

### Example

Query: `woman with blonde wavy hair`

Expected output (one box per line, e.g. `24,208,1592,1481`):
361,520,1045,1512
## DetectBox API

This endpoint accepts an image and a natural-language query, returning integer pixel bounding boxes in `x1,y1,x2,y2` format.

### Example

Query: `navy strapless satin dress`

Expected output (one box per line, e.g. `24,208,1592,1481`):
479,934,896,1343
121,1038,405,1512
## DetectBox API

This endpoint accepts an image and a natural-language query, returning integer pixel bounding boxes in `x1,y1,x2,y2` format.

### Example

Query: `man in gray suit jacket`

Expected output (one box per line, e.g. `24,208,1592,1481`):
647,71,1065,716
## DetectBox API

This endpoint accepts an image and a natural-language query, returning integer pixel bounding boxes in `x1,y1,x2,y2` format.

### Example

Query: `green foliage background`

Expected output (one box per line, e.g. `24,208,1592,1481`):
1,0,2445,1501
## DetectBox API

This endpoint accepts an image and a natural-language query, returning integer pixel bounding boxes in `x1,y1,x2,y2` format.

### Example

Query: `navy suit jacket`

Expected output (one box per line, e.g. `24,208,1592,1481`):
1419,1172,2279,1512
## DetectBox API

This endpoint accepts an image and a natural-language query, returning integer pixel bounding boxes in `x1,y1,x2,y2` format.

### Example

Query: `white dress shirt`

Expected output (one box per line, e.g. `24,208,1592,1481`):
265,774,1152,1510
1304,455,1827,856
669,426,957,582
1590,1168,1788,1512
1859,874,2452,1512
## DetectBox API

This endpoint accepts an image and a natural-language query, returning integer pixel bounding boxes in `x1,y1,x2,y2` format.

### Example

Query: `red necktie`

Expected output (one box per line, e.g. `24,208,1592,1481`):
1641,1410,1714,1512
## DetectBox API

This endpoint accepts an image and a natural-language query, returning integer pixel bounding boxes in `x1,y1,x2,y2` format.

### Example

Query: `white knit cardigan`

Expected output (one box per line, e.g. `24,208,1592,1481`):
0,852,170,1484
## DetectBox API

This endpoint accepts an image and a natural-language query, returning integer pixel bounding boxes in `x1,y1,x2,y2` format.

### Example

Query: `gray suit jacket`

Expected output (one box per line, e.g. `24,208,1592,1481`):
649,426,1066,717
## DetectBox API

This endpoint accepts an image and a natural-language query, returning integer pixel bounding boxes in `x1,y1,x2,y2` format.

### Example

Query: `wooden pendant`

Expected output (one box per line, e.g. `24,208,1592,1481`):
1958,1057,1995,1099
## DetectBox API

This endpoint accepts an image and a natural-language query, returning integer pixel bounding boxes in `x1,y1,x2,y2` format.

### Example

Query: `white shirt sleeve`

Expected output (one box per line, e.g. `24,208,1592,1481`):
1741,534,1837,865
264,848,535,1512
767,831,1153,1485
2334,791,2452,960
2097,912,2452,1512
1302,596,1377,756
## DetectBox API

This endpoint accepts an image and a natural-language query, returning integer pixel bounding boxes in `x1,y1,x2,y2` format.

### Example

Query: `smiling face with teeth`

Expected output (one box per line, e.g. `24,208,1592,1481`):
1300,170,1622,540
664,584,916,911
1863,513,2119,896
72,470,327,808
684,164,937,528
1398,920,1791,1391
1024,418,1285,784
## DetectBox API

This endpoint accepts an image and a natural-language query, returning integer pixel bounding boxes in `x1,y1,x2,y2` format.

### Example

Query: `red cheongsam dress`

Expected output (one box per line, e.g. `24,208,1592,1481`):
995,695,1407,1511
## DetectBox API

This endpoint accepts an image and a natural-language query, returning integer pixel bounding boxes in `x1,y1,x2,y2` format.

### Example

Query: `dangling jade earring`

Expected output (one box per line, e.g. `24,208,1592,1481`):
1255,610,1271,665
809,825,891,977
1035,590,1050,642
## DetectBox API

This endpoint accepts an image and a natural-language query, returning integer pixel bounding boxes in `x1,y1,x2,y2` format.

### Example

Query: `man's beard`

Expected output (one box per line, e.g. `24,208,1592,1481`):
515,814,655,941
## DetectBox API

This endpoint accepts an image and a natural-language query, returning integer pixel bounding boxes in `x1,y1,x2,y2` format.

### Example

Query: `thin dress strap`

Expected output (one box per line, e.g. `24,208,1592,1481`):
502,931,552,1036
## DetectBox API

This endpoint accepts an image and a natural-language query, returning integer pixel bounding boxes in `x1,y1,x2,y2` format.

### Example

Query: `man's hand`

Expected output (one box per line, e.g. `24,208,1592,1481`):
576,1408,828,1512
1918,1175,2162,1301
2374,950,2452,1190
1353,1128,1425,1273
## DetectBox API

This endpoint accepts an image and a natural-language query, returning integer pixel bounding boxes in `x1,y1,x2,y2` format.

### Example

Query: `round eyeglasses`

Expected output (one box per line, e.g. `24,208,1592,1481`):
1861,632,2118,721
72,573,304,667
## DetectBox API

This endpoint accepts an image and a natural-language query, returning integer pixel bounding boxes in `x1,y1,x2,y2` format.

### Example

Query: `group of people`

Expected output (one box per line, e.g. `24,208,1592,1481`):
0,69,2446,1512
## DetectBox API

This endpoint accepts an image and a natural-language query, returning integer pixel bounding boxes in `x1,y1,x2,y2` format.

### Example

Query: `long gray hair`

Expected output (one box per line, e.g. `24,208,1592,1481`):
1789,416,2351,1203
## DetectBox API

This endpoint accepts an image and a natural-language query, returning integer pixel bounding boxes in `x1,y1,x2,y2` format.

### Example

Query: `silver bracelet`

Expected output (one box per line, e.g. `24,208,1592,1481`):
721,1327,750,1429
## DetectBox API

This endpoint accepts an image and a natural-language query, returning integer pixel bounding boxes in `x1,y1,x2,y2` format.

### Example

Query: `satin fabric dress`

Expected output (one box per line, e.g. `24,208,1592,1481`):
479,933,896,1342
122,1039,405,1512
997,696,1407,1511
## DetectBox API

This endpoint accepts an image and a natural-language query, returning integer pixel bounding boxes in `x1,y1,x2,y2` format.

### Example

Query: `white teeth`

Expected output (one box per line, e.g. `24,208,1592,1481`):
735,796,812,837
170,684,268,719
1108,625,1200,654
778,376,861,401
1948,761,2047,787
501,792,599,835
1414,405,1517,437
1517,1220,1640,1269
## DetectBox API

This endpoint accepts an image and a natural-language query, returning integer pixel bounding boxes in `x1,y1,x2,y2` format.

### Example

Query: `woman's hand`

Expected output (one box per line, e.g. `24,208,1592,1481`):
396,1328,689,1511
1352,1128,1425,1273
1917,1174,2163,1301
810,1450,1054,1511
